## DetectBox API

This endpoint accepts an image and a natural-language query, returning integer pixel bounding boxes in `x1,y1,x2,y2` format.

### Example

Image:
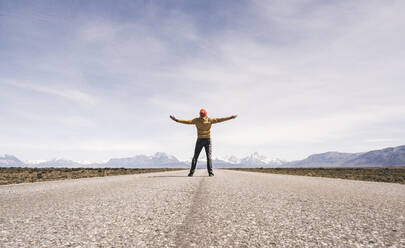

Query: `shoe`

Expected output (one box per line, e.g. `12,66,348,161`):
209,173,214,177
188,173,193,177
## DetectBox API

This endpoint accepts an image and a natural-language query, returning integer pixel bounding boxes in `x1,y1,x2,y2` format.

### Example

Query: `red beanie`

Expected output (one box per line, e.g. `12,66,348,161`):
200,108,207,117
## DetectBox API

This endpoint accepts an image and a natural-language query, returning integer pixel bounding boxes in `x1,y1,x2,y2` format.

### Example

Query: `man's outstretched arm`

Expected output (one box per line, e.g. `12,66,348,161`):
211,115,237,124
170,115,194,124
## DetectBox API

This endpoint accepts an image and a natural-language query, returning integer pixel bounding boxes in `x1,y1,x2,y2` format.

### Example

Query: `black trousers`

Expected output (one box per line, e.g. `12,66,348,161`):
189,138,213,175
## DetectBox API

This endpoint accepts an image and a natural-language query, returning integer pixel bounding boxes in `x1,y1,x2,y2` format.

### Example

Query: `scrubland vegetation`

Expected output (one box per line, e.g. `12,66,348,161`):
0,167,185,185
225,167,405,184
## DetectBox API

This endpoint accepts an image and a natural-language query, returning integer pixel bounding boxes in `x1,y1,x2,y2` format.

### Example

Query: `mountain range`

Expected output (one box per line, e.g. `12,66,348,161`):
0,152,284,168
283,145,405,167
1,145,405,168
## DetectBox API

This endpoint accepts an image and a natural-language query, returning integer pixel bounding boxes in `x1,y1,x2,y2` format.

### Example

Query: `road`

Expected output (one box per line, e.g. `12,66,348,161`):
1,169,404,247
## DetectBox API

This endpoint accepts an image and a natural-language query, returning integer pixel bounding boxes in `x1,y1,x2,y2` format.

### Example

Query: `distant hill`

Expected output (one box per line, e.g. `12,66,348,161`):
284,145,405,167
285,152,360,167
344,145,405,166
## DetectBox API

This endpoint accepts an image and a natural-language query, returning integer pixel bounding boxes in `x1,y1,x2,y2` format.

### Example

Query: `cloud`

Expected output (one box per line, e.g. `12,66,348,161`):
366,138,399,143
3,80,97,105
222,104,405,144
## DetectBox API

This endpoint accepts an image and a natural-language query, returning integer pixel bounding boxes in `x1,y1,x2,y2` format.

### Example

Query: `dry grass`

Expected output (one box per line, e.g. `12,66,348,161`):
0,167,186,185
224,167,405,184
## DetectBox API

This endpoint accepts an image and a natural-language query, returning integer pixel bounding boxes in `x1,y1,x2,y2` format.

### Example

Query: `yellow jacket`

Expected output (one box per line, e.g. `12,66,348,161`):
176,116,233,138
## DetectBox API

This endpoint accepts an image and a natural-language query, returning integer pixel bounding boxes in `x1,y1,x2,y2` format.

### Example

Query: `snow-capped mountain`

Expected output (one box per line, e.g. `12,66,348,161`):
215,155,241,164
0,154,25,167
189,152,285,168
0,152,284,168
239,152,284,167
34,158,84,168
104,152,188,168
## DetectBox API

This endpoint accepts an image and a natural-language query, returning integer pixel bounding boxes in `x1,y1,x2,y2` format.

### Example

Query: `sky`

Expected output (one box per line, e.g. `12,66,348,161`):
1,0,405,162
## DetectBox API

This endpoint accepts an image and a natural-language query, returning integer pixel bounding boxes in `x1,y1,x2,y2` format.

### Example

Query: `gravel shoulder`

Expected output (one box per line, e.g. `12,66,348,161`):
1,169,404,247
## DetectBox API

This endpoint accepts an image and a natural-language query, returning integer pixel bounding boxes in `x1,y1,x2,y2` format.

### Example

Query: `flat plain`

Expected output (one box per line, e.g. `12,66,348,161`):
1,169,404,247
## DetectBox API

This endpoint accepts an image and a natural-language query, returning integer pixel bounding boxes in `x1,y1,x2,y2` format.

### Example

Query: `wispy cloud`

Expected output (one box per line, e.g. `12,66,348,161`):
3,80,97,105
366,138,399,143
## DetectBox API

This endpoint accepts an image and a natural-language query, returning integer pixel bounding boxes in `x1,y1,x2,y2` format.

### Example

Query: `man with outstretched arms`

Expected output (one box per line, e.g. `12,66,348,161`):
170,109,237,177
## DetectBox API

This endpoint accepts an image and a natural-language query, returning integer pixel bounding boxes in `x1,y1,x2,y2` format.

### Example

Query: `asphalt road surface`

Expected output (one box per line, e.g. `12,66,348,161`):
1,169,404,247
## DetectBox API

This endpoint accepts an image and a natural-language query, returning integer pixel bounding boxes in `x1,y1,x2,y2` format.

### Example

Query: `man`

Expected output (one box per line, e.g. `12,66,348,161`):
170,109,237,177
